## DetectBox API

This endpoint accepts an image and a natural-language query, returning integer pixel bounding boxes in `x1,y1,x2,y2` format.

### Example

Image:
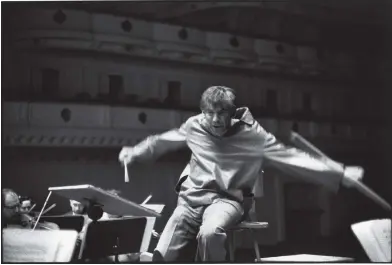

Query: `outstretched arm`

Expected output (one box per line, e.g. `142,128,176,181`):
260,125,345,193
119,120,189,164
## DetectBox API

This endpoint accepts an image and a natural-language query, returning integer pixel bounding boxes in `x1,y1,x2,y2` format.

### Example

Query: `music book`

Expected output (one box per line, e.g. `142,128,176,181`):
2,228,78,263
352,219,391,262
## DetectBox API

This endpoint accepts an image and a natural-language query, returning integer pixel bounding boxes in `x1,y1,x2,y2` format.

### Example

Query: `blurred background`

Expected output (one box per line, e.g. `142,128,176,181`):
1,0,391,261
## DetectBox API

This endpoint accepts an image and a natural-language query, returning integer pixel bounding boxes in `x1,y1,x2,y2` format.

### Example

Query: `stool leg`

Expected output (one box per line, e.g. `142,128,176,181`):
252,231,261,262
228,231,235,262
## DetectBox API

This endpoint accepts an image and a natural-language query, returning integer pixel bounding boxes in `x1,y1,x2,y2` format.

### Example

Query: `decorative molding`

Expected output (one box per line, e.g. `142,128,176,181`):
9,8,356,80
2,146,191,163
2,101,371,148
61,1,386,26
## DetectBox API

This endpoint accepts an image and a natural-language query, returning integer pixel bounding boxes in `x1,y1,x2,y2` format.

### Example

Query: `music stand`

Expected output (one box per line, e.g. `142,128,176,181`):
138,204,165,253
47,185,161,220
39,215,86,233
81,217,147,262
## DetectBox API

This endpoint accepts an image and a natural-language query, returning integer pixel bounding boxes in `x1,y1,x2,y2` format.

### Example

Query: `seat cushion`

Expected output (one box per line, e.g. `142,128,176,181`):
229,221,268,231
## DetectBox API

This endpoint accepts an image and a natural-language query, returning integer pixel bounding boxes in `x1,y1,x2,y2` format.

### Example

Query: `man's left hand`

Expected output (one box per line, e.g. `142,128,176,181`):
342,166,364,188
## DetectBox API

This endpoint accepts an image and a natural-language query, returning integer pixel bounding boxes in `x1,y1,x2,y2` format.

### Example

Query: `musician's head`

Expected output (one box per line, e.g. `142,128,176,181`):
19,196,33,214
70,200,86,215
200,86,236,137
2,189,21,220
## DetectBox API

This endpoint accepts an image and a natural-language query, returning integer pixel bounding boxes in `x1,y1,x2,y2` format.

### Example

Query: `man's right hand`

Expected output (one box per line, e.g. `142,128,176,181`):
119,147,135,166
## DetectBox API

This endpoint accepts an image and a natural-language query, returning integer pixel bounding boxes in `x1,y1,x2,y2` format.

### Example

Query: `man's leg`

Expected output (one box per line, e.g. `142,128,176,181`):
196,198,244,262
153,199,202,262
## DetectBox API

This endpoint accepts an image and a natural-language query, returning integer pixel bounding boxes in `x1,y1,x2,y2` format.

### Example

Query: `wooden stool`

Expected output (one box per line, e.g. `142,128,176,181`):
227,221,268,262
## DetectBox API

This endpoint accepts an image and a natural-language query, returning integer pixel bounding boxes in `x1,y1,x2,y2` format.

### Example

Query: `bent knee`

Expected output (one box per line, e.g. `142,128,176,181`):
198,225,226,240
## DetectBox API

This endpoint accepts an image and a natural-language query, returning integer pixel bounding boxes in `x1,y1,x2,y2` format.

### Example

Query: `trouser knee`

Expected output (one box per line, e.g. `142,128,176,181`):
198,225,226,243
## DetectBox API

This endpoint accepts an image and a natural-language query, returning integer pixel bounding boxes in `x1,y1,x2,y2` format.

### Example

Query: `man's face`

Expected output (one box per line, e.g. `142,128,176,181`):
70,200,85,214
203,107,232,137
20,200,32,214
3,193,21,220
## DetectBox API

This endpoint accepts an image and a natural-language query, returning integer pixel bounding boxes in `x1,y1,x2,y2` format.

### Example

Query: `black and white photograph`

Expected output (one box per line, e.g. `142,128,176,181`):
1,0,391,263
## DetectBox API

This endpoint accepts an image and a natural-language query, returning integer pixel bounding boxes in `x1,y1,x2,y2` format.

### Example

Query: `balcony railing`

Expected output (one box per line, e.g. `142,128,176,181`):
2,101,381,149
5,7,359,82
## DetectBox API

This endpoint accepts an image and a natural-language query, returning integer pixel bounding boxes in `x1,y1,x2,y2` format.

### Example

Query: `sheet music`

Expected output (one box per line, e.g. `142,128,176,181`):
3,229,59,262
2,228,78,263
260,254,354,262
352,219,391,262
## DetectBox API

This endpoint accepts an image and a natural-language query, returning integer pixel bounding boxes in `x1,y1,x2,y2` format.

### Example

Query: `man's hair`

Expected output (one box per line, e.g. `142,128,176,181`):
69,200,87,214
200,86,236,113
1,188,19,212
19,196,33,203
2,189,18,207
2,189,17,229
